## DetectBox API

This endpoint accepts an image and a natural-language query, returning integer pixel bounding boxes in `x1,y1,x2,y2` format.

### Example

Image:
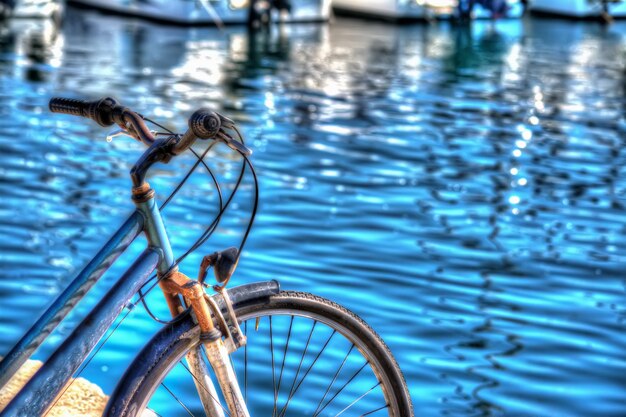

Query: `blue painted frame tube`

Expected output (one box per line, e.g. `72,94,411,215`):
135,197,174,275
0,211,143,390
0,248,160,417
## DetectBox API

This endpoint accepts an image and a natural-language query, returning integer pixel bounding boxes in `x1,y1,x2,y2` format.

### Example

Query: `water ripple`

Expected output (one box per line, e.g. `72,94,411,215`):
0,9,625,416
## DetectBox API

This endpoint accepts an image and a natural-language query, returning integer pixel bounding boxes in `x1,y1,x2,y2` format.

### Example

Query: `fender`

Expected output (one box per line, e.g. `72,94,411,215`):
104,280,280,417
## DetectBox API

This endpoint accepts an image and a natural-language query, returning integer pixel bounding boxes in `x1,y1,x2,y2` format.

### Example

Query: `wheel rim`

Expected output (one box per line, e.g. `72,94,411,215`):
140,307,401,417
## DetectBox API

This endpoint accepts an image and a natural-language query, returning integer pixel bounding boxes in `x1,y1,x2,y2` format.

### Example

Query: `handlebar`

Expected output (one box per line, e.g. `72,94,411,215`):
48,97,247,156
49,97,156,147
49,97,119,126
172,108,224,155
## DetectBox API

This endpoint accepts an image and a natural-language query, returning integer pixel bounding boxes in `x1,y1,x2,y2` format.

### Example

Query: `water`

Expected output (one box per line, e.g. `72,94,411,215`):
1,8,626,416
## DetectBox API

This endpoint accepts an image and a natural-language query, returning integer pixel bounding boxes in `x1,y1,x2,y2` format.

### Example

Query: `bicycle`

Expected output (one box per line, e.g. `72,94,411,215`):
0,97,413,417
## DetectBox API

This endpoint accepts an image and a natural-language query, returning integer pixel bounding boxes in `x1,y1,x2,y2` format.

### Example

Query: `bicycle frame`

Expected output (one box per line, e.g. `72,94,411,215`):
0,189,178,417
0,99,260,417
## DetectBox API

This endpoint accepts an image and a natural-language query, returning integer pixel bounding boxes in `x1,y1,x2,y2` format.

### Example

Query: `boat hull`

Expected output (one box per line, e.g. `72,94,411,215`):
531,0,626,18
68,0,331,25
332,0,429,21
12,0,62,19
332,0,525,21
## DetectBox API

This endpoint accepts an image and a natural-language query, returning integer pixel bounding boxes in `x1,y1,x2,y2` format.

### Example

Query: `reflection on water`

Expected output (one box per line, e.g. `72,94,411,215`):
1,7,626,416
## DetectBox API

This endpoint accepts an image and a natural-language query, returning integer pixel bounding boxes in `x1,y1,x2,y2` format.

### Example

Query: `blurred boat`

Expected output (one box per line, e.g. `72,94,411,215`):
3,0,61,19
67,0,331,25
466,0,525,19
8,0,63,22
531,0,626,19
11,0,63,20
331,0,525,21
332,0,435,20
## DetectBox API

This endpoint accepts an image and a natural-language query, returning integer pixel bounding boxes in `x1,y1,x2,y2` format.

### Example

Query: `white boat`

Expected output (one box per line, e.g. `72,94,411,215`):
10,0,62,19
67,0,332,26
531,0,626,19
332,0,434,20
331,0,525,21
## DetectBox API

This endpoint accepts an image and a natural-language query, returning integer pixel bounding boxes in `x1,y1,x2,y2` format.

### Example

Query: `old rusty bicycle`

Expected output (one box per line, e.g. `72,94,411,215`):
0,97,413,417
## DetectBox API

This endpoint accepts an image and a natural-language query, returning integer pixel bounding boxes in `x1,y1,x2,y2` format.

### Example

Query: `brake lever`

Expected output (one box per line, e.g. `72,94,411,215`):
106,128,134,143
216,130,252,156
218,114,236,130
107,126,164,144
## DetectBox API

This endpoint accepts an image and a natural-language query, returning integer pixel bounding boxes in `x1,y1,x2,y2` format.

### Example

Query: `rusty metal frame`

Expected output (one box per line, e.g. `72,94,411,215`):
131,181,220,340
159,269,217,334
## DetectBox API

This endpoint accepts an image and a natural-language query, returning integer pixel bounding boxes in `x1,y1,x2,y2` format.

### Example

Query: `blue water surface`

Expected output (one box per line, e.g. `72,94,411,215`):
0,8,625,416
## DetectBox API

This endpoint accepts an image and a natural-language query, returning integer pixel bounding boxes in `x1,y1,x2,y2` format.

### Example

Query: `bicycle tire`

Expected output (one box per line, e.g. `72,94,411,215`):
116,291,414,417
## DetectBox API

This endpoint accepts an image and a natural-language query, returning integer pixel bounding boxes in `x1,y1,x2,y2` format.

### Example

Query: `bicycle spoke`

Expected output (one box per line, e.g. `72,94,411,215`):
313,361,369,417
273,316,294,417
160,382,196,417
311,344,355,416
334,381,381,417
244,320,248,403
155,314,392,417
284,321,317,399
360,404,390,416
133,299,403,416
270,316,277,412
277,329,336,417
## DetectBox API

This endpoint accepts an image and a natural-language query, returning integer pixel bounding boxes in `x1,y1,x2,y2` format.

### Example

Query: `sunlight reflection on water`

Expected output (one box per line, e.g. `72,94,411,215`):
0,8,625,416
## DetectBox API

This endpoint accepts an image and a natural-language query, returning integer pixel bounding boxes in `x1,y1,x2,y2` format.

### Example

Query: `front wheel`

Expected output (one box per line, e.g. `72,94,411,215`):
115,291,413,417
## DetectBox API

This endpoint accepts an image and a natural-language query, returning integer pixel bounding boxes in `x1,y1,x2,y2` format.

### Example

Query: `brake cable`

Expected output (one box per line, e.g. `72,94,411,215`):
213,126,259,291
134,116,225,324
136,131,219,325
137,156,248,324
141,116,224,211
135,117,258,324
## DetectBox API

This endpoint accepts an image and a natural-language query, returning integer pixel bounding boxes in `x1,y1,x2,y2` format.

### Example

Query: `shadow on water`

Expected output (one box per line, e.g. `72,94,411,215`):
0,7,625,416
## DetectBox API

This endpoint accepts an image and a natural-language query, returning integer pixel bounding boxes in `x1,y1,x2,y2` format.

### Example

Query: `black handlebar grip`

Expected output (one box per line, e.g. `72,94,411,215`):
188,108,221,139
49,97,121,127
49,97,90,117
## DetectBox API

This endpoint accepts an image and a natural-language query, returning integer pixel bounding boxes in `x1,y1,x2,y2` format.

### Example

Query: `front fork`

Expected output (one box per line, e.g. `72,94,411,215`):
186,347,225,417
159,269,250,417
203,339,249,417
